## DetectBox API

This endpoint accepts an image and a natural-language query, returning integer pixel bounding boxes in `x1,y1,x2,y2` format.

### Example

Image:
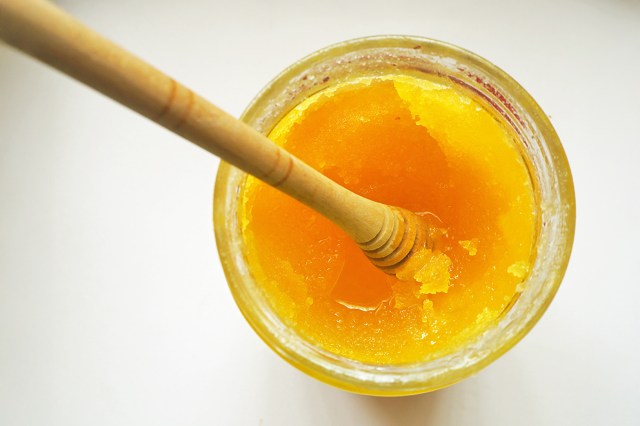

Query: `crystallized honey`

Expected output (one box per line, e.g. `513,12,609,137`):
239,74,536,364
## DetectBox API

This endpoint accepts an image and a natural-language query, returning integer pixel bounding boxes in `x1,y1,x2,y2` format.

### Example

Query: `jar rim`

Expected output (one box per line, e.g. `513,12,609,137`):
213,35,576,395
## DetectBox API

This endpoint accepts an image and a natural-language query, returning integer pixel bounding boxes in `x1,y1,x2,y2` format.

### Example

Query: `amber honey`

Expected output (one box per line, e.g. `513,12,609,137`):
238,74,536,364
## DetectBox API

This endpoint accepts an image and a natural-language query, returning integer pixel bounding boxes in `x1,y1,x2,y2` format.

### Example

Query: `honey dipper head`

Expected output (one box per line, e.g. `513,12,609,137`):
357,207,430,275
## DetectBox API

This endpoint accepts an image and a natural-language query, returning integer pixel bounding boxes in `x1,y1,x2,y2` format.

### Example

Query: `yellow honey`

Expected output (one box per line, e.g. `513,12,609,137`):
239,74,536,364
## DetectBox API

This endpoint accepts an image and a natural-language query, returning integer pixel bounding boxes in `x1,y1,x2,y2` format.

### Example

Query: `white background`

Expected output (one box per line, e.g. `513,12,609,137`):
1,0,639,425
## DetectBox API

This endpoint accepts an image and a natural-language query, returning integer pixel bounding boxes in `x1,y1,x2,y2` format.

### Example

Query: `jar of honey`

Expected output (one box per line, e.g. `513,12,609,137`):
213,36,575,395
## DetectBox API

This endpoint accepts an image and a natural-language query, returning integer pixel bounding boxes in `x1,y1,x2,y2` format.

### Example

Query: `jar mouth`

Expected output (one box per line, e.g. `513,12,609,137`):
213,35,576,395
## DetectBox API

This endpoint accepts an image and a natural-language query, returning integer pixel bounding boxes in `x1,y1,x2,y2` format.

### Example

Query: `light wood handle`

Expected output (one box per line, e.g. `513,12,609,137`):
0,0,428,272
0,0,389,243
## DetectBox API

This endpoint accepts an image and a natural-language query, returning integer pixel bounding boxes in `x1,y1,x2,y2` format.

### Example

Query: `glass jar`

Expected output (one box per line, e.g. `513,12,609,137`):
213,35,575,395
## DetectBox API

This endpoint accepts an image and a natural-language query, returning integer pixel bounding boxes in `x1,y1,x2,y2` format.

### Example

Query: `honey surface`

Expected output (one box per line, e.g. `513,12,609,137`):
240,75,536,364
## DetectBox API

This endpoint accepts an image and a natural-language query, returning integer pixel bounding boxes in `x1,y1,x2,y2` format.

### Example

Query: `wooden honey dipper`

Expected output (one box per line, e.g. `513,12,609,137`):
0,0,430,274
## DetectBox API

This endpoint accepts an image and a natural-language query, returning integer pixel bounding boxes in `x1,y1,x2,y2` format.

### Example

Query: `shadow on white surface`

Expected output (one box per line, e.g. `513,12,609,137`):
356,391,446,424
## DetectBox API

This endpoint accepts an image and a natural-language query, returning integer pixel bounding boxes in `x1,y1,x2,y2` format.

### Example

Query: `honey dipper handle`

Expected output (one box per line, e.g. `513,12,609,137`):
0,0,390,243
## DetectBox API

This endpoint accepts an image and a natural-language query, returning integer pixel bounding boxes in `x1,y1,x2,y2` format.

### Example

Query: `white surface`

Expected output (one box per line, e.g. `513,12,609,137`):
1,0,639,424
